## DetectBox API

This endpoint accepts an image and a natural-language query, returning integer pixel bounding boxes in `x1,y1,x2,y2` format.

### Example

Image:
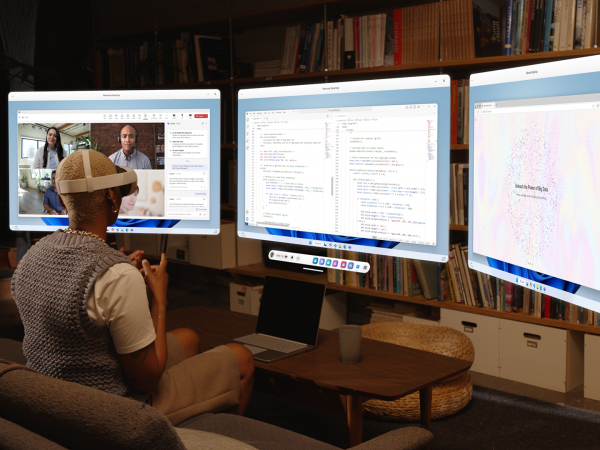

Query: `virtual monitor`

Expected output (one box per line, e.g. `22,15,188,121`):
9,90,220,235
238,76,450,263
469,55,600,312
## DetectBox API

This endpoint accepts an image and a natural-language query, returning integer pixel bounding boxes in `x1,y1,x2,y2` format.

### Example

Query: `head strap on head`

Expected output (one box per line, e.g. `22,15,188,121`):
55,150,138,197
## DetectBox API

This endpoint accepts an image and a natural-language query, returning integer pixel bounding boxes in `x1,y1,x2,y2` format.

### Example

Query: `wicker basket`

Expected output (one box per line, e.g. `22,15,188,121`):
362,322,474,421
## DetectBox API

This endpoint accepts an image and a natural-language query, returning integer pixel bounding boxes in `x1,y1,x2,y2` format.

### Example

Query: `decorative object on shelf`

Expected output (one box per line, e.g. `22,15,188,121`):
362,322,473,421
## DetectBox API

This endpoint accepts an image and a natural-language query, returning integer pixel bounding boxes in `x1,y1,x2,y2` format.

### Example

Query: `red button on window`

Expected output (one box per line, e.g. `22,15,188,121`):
194,114,208,118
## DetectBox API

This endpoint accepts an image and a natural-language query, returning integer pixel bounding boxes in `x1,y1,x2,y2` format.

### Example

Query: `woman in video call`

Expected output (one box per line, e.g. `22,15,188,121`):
33,127,65,169
12,150,254,425
119,185,139,214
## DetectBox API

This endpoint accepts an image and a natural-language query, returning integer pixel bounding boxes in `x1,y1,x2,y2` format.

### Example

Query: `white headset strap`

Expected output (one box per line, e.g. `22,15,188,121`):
56,150,137,194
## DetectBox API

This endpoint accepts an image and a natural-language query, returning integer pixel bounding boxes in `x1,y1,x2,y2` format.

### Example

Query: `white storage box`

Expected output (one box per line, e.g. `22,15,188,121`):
499,319,583,392
230,283,263,315
116,234,162,257
441,309,500,376
320,292,347,330
190,221,262,269
584,334,600,400
165,235,190,262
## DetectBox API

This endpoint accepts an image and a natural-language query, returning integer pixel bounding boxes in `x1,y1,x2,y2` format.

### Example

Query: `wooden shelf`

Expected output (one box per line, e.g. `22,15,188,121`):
449,224,468,231
229,263,600,335
148,48,600,91
221,143,237,149
220,203,236,211
451,144,469,151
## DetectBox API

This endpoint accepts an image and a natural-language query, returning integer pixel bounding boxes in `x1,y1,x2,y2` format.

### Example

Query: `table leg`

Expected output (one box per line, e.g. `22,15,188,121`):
346,395,363,447
419,386,432,431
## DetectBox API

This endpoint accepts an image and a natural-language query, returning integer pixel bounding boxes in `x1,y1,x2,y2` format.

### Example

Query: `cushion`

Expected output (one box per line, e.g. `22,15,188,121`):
0,362,186,450
175,428,258,450
181,413,340,450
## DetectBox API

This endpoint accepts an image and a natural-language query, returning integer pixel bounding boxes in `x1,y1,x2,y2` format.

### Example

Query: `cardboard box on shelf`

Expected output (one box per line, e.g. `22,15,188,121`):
190,221,262,269
166,234,190,262
230,283,263,315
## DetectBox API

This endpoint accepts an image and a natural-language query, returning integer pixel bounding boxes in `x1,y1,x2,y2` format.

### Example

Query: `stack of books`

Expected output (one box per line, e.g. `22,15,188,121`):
254,60,281,78
393,3,441,64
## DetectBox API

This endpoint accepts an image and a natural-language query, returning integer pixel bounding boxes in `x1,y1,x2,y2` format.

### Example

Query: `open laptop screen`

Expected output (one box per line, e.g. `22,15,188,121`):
256,276,326,346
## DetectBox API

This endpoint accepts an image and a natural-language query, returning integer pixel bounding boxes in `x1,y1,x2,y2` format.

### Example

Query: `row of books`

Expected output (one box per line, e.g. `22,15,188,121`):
503,0,599,55
94,33,231,89
450,163,469,226
326,250,439,299
443,242,599,324
280,13,394,74
326,245,598,325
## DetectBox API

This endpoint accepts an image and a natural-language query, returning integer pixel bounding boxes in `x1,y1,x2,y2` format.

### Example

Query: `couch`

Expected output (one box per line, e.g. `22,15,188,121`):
0,339,433,450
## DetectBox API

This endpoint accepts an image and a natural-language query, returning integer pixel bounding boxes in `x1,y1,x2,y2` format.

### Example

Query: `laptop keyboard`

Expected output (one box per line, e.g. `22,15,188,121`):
234,334,308,354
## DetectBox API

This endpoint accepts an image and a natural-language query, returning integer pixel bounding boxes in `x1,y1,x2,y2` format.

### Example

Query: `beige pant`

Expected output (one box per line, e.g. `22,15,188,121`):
150,333,241,425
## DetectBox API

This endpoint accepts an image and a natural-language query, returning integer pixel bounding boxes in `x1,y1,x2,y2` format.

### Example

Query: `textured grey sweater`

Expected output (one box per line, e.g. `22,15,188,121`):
11,230,134,396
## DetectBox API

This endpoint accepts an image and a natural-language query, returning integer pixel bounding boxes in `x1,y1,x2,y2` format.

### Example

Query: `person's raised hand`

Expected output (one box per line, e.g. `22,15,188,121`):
141,254,168,304
119,247,145,269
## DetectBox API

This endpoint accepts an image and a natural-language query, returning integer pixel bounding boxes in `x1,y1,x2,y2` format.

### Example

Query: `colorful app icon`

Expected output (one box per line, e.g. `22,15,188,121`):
340,261,347,269
326,259,332,266
343,245,347,249
332,260,338,267
348,262,354,269
270,252,274,258
309,241,313,245
319,258,325,265
312,257,318,264
348,246,351,249
356,265,360,269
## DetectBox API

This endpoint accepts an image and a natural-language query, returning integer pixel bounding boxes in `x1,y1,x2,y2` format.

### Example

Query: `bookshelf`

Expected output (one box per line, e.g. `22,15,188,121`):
92,0,600,336
229,263,600,336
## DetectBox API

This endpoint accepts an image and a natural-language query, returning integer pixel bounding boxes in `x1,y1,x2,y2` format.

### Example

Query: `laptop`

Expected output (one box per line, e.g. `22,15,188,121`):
213,276,326,362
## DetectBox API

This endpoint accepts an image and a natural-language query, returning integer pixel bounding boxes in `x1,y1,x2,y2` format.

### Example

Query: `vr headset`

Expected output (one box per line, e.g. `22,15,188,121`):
55,150,138,198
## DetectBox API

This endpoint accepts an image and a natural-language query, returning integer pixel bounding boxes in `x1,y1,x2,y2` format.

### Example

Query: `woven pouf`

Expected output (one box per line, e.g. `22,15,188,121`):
362,322,474,421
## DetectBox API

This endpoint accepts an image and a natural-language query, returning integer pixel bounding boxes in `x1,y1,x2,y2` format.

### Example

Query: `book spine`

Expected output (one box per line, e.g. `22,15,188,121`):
451,80,458,144
545,294,552,318
554,0,563,49
505,282,514,312
584,0,595,47
544,0,556,49
457,80,464,144
575,0,585,47
327,21,333,70
515,0,525,53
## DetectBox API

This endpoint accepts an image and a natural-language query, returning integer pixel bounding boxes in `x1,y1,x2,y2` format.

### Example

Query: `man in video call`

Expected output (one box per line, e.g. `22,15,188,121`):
109,124,152,169
43,170,67,215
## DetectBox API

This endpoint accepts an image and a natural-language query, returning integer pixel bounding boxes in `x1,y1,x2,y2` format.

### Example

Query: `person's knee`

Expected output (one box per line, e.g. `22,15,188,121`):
168,328,201,358
225,343,255,376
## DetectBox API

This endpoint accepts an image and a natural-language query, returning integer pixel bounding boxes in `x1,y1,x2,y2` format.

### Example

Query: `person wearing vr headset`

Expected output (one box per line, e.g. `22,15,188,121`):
12,150,254,424
108,124,152,169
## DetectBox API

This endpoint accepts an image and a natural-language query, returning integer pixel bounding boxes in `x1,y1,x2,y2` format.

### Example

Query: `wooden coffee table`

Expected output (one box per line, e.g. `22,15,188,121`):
166,306,471,446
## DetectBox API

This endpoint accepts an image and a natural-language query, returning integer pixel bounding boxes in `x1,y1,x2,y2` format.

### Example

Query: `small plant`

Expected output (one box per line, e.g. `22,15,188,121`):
20,175,27,184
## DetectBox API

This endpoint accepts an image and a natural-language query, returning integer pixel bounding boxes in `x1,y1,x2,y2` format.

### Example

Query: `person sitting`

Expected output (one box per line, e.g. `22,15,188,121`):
42,170,67,215
109,124,152,169
12,150,254,425
33,127,66,169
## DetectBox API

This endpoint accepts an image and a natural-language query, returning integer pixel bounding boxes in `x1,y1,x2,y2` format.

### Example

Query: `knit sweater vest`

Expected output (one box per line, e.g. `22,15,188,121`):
11,231,134,396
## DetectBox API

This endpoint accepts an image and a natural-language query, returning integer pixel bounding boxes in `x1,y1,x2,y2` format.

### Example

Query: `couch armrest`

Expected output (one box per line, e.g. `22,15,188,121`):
0,416,67,450
349,427,433,450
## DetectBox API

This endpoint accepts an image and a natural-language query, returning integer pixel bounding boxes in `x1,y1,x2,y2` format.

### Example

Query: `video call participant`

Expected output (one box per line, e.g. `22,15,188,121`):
43,170,67,215
12,150,254,424
119,185,139,214
33,127,65,169
109,124,152,169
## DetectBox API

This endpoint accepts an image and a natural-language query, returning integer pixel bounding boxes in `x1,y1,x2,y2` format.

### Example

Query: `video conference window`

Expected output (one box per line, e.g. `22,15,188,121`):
16,110,211,220
473,94,600,294
244,105,438,246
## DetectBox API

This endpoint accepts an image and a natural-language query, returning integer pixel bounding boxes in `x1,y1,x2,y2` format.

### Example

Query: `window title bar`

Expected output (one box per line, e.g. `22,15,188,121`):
239,75,450,99
9,89,220,101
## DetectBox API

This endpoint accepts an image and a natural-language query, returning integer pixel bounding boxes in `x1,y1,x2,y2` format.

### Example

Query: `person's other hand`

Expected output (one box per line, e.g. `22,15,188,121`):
50,210,58,215
60,209,67,215
141,254,168,304
120,247,145,269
